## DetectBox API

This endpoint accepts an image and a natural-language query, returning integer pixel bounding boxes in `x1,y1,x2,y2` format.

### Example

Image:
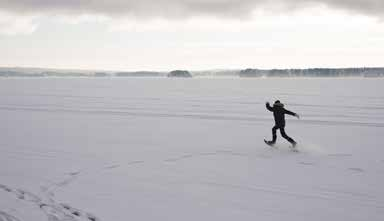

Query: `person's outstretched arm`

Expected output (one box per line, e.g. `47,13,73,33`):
284,109,300,119
266,102,273,112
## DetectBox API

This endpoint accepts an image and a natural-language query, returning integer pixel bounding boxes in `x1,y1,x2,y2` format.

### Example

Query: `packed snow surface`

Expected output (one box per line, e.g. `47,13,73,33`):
0,78,383,221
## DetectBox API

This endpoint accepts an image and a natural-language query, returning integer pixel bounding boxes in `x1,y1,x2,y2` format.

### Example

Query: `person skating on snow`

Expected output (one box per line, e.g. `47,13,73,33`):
265,100,300,147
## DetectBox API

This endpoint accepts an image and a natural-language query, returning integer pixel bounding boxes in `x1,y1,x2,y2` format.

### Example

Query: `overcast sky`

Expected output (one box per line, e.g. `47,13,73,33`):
0,0,383,71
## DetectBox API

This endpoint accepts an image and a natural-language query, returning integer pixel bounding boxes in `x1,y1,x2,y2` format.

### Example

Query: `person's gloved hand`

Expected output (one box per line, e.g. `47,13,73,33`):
295,113,300,119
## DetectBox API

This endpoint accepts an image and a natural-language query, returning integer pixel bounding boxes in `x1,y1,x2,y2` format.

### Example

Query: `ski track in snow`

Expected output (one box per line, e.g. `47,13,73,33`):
1,105,384,128
197,181,384,209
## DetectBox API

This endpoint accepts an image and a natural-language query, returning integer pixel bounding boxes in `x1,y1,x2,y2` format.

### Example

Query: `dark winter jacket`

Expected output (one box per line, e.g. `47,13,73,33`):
266,102,297,127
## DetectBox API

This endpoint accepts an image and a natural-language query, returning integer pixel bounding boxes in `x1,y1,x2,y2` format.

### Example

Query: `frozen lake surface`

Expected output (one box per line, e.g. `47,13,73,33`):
0,78,384,221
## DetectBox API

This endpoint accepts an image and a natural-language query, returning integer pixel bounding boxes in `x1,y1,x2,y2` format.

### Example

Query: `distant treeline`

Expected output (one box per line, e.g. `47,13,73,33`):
1,67,383,78
0,69,190,78
0,70,90,77
0,70,164,77
239,68,384,78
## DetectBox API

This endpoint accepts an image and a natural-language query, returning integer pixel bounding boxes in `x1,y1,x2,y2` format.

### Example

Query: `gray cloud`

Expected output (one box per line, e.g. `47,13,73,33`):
0,0,383,19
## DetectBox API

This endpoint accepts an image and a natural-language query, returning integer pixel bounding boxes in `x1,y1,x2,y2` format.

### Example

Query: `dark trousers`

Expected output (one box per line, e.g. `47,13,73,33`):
271,126,295,144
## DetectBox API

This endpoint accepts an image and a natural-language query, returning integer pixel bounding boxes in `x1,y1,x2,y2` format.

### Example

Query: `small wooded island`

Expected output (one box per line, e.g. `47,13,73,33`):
167,70,193,78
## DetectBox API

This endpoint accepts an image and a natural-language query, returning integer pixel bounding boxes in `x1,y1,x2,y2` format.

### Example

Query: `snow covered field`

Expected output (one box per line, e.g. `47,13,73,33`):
0,78,383,221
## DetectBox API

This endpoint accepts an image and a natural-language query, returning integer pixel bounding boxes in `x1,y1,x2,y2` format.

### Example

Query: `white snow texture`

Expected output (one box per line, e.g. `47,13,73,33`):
0,78,383,221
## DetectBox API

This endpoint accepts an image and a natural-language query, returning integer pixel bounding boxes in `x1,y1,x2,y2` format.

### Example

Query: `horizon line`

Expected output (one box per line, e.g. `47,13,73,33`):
1,65,384,73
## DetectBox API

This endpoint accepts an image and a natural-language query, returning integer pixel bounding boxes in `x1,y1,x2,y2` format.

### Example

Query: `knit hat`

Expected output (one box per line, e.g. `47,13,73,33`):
274,100,284,107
